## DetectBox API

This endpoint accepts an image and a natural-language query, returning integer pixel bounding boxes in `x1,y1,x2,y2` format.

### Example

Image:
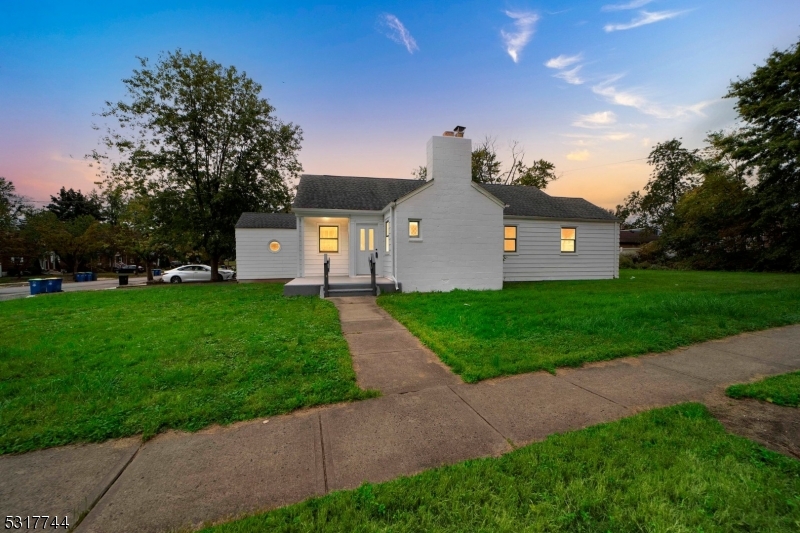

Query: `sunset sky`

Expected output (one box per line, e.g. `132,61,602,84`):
2,1,799,209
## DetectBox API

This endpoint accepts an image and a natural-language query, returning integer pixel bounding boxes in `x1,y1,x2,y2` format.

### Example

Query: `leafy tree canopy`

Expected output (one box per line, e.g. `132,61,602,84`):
94,49,303,278
470,137,558,189
46,187,104,222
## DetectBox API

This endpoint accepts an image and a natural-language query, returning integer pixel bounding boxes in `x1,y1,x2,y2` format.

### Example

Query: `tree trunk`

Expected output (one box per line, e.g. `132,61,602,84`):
210,255,219,282
146,261,153,282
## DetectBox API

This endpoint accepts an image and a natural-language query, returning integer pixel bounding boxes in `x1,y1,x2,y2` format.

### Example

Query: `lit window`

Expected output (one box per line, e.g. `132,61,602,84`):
319,226,339,253
385,220,391,252
561,228,576,253
269,240,281,253
359,228,375,251
409,220,420,238
504,226,517,252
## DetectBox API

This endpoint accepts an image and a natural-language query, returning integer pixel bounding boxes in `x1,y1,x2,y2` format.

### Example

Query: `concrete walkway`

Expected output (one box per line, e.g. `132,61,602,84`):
331,297,461,394
1,321,799,532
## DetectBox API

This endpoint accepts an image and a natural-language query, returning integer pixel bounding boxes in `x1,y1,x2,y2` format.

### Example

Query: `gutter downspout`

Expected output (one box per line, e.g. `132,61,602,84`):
390,201,399,291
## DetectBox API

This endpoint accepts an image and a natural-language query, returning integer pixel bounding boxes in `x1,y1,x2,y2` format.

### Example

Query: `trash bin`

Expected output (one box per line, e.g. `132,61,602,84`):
28,279,45,295
90,272,97,281
118,275,129,286
152,269,161,276
80,272,89,282
45,278,63,293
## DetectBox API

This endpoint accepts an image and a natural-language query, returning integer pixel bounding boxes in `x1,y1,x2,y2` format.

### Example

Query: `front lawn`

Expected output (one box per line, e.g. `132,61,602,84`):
0,284,373,455
727,371,800,407
203,403,800,532
378,270,800,382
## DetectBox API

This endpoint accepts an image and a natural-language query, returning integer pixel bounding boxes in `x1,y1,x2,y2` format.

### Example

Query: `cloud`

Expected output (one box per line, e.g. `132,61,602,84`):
604,10,685,32
592,77,716,119
501,11,539,63
573,111,617,128
562,132,632,142
380,14,419,53
554,65,585,85
601,0,653,12
545,53,582,69
567,150,591,161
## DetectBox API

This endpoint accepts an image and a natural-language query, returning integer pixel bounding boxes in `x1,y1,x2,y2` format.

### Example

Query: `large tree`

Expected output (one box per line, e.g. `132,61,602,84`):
470,137,558,189
96,50,303,280
0,177,33,276
720,39,800,270
616,138,700,231
46,187,104,222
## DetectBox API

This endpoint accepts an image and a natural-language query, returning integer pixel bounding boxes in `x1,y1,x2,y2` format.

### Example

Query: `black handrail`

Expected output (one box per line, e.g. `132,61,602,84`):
323,254,330,297
369,250,377,296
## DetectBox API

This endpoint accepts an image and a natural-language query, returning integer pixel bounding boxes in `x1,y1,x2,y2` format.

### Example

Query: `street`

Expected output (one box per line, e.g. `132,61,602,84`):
0,277,153,302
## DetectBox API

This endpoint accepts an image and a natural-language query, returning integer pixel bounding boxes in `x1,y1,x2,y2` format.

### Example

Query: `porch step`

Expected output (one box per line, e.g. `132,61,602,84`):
327,286,376,297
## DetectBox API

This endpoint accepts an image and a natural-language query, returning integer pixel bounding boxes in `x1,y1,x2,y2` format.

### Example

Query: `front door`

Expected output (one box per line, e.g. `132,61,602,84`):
356,224,378,275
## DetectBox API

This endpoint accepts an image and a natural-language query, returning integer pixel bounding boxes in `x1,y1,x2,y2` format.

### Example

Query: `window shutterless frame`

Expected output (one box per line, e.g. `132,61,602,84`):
319,225,339,253
504,225,517,253
385,220,391,252
560,227,576,253
408,219,420,238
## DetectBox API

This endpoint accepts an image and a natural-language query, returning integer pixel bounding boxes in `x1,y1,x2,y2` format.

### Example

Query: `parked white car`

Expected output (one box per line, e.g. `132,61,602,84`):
162,265,236,283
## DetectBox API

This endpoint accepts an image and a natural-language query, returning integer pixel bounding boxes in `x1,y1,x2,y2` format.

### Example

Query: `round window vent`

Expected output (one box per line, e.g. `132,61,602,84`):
269,240,281,253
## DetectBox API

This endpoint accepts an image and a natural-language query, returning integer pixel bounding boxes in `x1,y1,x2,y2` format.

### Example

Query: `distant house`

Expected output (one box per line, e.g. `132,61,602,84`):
235,133,620,295
619,228,658,255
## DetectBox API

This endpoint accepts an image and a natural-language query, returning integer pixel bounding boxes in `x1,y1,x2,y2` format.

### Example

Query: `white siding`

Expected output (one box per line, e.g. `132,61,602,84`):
235,228,298,280
302,217,349,277
394,136,504,292
502,219,619,281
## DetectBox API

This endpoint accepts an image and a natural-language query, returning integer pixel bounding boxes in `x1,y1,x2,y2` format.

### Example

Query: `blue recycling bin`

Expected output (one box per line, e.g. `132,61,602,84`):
90,272,97,281
153,269,162,276
29,279,46,295
76,273,85,282
45,278,63,293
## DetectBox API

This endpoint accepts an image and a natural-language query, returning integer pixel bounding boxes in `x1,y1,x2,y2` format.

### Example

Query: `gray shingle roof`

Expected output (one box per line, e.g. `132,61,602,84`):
235,212,297,229
478,183,618,221
291,174,617,222
293,175,427,211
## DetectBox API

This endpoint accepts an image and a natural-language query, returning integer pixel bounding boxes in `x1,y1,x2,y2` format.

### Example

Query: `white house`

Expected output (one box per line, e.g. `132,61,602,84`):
235,133,619,295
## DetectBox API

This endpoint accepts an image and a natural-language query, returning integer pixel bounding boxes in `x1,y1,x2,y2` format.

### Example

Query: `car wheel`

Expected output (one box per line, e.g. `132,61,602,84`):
217,274,224,282
171,276,182,284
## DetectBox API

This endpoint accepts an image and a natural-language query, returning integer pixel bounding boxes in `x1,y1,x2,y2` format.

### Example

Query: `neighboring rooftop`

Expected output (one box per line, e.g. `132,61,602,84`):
293,175,427,211
235,212,297,229
290,174,618,221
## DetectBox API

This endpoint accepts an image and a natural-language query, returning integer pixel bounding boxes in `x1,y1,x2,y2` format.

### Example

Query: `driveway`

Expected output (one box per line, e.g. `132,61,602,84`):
0,277,152,302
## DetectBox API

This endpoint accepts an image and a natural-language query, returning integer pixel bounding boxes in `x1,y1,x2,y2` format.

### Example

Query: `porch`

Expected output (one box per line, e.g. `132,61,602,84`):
284,275,399,297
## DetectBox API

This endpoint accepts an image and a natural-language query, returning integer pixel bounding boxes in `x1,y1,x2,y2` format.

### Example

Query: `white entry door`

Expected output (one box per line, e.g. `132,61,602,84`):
356,224,378,275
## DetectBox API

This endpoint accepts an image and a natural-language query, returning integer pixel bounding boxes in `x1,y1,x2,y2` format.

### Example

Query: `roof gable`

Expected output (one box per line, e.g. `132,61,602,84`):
293,175,427,211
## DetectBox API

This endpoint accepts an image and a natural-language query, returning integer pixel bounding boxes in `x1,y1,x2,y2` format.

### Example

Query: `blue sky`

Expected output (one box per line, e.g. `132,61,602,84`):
1,1,799,208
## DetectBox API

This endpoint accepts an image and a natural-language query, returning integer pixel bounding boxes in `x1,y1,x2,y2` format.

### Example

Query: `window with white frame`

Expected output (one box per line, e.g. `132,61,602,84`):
561,227,576,253
319,225,339,253
504,225,517,252
385,220,391,252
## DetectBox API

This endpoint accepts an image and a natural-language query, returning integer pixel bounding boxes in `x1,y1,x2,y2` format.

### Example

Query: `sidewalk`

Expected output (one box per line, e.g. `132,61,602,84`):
1,302,798,532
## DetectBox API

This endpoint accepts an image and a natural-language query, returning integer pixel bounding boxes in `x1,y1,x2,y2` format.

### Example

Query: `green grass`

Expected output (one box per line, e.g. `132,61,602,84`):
378,270,800,382
202,404,800,532
727,371,800,407
0,284,374,454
